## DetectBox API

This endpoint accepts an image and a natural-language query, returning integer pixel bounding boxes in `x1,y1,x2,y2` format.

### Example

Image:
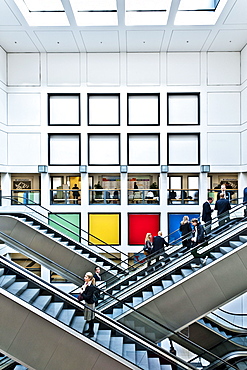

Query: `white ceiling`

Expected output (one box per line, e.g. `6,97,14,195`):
0,0,247,53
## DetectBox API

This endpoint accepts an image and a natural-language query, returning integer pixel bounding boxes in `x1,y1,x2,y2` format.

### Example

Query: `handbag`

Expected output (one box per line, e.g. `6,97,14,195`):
143,244,150,255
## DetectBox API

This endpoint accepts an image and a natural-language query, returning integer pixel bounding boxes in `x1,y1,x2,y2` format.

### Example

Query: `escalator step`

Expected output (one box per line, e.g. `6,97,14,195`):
210,252,223,260
123,343,136,364
229,241,243,248
239,235,247,243
19,288,40,303
58,309,76,325
161,280,173,289
136,350,149,369
0,268,5,277
132,296,143,306
219,246,233,254
180,269,194,277
33,295,52,310
7,282,28,296
0,275,16,289
70,315,86,332
171,274,183,283
152,285,163,295
45,302,64,318
148,356,161,369
142,291,153,300
97,329,111,347
109,336,123,356
112,308,123,318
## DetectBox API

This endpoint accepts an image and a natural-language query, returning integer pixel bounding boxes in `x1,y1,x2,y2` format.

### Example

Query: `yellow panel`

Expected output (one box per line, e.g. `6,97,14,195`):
89,214,119,245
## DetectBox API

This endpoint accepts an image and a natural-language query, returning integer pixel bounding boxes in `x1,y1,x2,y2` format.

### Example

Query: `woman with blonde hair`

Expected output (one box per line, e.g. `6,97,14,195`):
78,271,96,337
179,216,192,251
143,232,153,267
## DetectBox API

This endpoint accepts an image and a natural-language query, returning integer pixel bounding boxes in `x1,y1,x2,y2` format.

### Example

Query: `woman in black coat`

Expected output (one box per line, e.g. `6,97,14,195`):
78,272,96,337
179,216,192,251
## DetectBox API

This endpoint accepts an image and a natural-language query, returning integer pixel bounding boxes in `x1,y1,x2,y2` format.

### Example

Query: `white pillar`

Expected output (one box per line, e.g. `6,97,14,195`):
1,172,11,207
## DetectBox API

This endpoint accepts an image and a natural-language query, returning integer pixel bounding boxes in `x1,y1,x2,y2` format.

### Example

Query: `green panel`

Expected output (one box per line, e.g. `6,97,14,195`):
49,213,80,242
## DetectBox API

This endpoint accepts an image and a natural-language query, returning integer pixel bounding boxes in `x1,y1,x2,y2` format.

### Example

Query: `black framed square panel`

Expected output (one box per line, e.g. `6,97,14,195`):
167,93,200,125
88,93,120,126
88,134,120,166
128,134,160,166
168,133,200,166
48,93,80,126
48,134,81,166
127,93,160,126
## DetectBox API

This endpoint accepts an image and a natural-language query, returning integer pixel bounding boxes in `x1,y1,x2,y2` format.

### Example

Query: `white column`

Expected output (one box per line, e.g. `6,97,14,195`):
1,172,11,207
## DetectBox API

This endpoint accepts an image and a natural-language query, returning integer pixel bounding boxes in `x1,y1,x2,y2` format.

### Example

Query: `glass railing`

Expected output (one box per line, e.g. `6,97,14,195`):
50,189,81,205
167,189,199,205
11,189,41,205
208,189,239,205
89,189,121,205
128,189,160,205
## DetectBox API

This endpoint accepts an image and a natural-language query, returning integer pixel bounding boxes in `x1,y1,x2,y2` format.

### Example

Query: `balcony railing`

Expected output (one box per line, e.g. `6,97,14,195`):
128,189,160,205
11,190,41,205
168,189,199,205
208,188,238,204
89,189,120,205
50,189,81,205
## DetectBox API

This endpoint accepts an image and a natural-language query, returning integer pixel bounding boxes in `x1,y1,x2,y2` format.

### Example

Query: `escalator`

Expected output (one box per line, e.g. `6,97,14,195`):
0,255,194,370
97,219,247,342
0,213,125,283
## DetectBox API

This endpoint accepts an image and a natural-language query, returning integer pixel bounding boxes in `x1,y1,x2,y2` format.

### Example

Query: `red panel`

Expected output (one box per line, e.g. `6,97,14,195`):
128,213,160,245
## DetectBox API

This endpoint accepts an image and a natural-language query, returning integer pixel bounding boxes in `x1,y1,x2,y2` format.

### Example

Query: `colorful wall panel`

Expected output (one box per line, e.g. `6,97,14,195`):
49,213,80,242
168,213,200,244
89,213,120,245
128,213,160,245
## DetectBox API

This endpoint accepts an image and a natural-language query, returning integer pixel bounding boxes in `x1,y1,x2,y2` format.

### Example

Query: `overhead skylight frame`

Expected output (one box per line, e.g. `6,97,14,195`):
14,0,69,26
175,0,228,25
70,0,118,26
125,0,173,26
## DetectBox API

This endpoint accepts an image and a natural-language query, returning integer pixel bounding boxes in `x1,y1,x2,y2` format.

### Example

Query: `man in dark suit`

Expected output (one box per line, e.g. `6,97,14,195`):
215,193,231,227
202,197,213,234
152,231,169,264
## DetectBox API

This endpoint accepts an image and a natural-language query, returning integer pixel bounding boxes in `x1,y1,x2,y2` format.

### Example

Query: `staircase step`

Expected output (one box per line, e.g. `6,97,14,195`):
45,302,64,318
7,281,28,296
97,329,111,347
58,309,75,325
0,275,16,288
33,295,52,310
109,336,123,356
123,343,136,364
19,288,40,303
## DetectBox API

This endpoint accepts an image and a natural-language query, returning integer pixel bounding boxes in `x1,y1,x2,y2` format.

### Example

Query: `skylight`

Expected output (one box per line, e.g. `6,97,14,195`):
70,0,118,26
14,0,69,26
175,0,227,25
125,0,173,26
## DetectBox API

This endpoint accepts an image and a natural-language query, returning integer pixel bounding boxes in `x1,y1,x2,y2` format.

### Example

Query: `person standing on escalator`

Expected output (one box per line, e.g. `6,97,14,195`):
78,271,96,337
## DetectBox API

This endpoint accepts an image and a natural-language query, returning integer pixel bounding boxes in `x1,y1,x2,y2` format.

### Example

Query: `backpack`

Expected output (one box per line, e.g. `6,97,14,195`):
92,286,100,303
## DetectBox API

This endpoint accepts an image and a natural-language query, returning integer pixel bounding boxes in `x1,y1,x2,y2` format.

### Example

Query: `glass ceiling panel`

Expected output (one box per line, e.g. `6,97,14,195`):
23,0,64,11
175,0,227,25
125,0,172,26
70,0,118,26
14,0,69,26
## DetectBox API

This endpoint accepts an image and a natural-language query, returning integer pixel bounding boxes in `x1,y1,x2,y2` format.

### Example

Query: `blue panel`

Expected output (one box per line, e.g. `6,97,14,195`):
168,213,200,244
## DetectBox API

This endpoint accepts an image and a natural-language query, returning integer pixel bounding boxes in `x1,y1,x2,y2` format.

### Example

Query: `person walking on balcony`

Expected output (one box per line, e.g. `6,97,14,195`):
215,193,231,228
202,197,213,234
72,184,80,204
